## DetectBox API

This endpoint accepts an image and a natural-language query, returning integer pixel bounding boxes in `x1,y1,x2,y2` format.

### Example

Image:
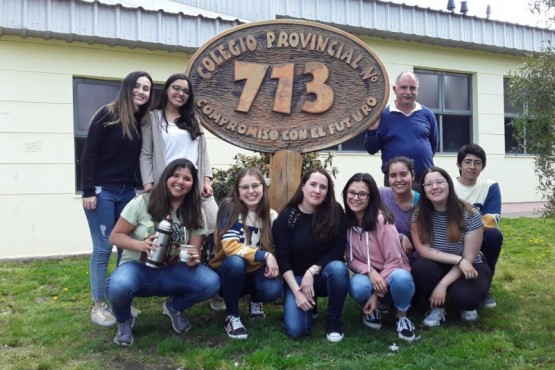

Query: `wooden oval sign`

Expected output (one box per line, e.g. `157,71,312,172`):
186,19,389,153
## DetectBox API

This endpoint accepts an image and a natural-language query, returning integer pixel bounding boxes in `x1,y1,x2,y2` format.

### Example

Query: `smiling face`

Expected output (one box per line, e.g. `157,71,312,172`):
166,79,190,109
346,181,370,220
300,172,329,212
238,174,264,211
457,154,484,186
132,76,152,110
166,167,194,201
393,73,418,111
423,171,449,210
388,161,414,195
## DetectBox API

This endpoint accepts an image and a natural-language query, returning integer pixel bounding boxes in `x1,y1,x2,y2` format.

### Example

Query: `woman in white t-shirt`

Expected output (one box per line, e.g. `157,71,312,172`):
140,73,218,236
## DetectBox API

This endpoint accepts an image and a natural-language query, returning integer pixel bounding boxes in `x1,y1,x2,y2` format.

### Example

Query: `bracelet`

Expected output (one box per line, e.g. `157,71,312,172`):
457,256,464,266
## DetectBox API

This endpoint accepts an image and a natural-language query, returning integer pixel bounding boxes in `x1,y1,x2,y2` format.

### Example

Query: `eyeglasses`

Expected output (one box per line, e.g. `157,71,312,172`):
423,178,447,188
462,159,483,167
238,182,262,191
170,85,190,95
347,190,370,200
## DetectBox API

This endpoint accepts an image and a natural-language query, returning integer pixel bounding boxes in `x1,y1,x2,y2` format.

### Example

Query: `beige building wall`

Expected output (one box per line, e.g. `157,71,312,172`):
0,35,540,259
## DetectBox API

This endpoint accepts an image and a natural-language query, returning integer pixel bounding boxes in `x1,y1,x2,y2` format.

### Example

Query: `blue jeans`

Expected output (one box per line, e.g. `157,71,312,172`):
107,261,220,322
216,255,282,317
84,183,136,302
349,269,415,312
283,260,349,339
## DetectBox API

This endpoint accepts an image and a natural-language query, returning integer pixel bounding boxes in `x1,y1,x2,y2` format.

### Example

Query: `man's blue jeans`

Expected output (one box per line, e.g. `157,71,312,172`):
216,255,282,317
283,260,349,339
107,261,220,322
84,183,136,302
349,268,415,312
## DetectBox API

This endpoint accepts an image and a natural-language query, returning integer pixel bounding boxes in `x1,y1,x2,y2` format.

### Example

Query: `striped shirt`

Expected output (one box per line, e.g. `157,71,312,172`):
412,206,484,264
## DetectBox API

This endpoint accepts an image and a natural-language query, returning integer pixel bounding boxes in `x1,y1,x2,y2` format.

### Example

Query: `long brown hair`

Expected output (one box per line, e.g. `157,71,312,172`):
286,168,342,241
102,71,153,139
215,167,273,252
414,166,474,244
156,73,202,139
147,158,203,230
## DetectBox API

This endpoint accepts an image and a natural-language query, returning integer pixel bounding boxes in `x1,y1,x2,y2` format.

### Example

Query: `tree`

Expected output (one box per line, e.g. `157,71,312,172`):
530,0,555,27
507,44,555,217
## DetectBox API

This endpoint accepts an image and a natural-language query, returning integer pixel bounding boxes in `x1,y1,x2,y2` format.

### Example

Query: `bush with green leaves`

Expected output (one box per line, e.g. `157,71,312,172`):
212,151,337,202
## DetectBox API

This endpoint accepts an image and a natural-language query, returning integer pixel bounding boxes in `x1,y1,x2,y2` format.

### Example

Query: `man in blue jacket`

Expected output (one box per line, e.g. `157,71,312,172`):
364,71,438,190
454,143,503,309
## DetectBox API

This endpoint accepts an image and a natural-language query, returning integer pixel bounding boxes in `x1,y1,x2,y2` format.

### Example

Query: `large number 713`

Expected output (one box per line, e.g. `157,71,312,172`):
234,61,334,115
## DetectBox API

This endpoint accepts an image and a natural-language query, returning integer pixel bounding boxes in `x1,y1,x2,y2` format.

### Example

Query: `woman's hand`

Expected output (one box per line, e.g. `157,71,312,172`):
400,235,414,256
138,235,157,255
293,288,314,312
202,178,213,198
369,270,388,296
458,259,478,279
185,247,201,267
430,283,447,307
299,271,316,304
143,183,153,193
82,196,97,211
363,293,379,315
264,253,279,278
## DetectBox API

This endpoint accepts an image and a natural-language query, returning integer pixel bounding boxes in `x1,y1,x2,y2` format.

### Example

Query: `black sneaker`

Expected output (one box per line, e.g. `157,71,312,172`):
163,298,191,333
225,315,248,340
249,301,265,319
363,310,382,330
396,317,416,342
325,317,344,342
482,291,497,308
114,317,135,347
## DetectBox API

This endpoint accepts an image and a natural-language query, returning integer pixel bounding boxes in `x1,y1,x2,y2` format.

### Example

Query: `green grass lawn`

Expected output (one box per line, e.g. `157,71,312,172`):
1,218,554,370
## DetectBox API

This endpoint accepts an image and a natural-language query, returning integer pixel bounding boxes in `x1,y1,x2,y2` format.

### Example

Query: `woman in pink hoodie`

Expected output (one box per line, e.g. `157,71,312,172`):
342,173,417,342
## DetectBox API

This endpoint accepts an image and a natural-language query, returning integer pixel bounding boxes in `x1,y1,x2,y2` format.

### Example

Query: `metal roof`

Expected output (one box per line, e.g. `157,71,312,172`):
178,0,555,55
1,0,554,55
0,0,246,52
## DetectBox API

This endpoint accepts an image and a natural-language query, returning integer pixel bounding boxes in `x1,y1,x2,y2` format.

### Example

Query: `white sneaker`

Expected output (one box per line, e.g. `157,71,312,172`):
210,294,226,311
461,309,478,322
131,306,141,317
423,307,446,327
91,302,116,327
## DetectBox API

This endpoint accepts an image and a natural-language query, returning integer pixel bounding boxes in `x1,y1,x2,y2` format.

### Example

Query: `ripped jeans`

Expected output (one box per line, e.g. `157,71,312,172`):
84,183,136,302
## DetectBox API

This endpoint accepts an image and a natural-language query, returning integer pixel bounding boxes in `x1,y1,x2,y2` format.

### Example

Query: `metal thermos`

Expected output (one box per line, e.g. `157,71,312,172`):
145,218,173,268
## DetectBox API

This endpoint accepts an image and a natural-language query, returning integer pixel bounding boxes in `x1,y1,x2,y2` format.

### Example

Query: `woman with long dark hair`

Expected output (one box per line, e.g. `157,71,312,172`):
411,167,491,327
273,168,349,342
107,158,220,346
81,71,153,327
209,167,281,340
342,173,416,342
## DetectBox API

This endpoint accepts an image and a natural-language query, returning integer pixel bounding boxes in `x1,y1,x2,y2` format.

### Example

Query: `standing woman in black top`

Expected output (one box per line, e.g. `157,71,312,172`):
273,168,349,342
81,71,153,327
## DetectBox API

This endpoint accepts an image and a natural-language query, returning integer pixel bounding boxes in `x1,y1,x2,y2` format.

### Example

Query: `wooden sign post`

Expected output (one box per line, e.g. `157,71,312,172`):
186,20,389,211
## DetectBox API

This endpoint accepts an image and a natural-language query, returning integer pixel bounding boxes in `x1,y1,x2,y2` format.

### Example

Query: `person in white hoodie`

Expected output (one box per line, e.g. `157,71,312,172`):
342,173,417,342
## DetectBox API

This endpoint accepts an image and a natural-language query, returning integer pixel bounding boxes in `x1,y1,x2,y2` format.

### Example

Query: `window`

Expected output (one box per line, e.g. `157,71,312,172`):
326,70,472,153
504,78,527,154
73,78,162,192
415,70,472,153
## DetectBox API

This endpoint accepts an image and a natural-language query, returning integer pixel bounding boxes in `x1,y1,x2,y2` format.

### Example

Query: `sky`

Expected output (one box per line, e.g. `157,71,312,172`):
387,0,550,28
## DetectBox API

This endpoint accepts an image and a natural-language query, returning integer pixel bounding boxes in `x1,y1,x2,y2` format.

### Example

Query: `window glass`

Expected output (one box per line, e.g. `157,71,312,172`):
416,73,440,109
444,74,469,111
441,115,470,152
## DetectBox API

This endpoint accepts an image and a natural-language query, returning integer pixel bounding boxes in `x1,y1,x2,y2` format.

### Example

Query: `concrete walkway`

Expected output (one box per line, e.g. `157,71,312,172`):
502,202,545,218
